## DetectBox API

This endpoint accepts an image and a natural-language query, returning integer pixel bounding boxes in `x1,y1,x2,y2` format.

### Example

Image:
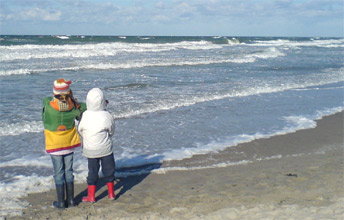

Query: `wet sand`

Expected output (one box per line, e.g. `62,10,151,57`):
7,112,344,220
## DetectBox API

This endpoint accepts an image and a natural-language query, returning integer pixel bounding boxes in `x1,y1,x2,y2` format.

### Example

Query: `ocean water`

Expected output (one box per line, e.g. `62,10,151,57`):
0,35,343,216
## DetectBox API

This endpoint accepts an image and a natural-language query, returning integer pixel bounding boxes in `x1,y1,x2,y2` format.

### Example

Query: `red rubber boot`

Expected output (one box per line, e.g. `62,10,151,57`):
107,182,115,200
82,185,96,203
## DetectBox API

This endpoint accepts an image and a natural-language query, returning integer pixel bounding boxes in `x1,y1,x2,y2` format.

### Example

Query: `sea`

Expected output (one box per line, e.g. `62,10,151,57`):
0,35,343,216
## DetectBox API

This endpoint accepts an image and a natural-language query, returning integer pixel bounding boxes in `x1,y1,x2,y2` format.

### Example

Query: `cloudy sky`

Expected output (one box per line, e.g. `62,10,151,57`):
0,0,343,37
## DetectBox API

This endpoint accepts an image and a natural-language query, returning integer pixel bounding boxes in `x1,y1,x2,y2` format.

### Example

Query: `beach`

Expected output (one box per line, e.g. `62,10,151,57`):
5,111,343,220
1,36,343,218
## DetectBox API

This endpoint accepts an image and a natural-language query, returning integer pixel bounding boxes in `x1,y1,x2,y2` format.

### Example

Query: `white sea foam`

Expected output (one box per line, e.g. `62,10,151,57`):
0,41,223,62
58,56,257,71
0,69,32,75
0,174,53,216
0,46,283,76
291,85,344,91
0,155,51,168
0,37,311,64
251,38,344,48
0,43,118,61
226,37,241,45
0,153,89,216
153,154,288,175
0,121,43,136
246,47,285,59
139,37,152,40
152,160,252,174
55,35,70,40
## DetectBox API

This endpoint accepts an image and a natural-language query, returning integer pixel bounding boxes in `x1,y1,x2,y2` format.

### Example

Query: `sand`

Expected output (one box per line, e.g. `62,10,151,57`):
5,112,344,220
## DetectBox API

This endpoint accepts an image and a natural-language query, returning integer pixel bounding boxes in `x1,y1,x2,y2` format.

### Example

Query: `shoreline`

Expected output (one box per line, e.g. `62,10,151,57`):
7,112,344,220
163,111,344,169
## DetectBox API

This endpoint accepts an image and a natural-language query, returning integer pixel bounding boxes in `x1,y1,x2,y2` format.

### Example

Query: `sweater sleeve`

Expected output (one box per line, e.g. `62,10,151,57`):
42,97,52,121
75,102,87,121
108,114,115,137
77,114,84,137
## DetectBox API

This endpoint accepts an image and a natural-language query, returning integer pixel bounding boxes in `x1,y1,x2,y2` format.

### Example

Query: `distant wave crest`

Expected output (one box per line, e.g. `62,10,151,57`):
0,40,222,62
0,46,285,76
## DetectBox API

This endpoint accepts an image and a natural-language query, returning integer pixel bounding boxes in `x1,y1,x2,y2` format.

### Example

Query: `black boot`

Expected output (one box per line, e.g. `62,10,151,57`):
53,184,65,209
66,182,75,207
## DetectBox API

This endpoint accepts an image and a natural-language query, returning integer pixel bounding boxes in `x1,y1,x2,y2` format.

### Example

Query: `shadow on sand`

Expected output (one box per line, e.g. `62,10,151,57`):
75,156,162,203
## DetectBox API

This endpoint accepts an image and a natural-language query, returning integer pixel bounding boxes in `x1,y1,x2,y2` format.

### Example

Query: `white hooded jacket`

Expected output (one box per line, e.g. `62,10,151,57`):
78,88,115,158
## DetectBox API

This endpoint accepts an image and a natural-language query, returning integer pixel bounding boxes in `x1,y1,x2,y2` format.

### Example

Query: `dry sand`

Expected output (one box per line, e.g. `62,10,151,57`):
6,112,344,220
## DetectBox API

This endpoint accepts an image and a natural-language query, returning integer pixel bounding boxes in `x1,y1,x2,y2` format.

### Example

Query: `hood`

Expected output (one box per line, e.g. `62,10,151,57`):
86,88,106,111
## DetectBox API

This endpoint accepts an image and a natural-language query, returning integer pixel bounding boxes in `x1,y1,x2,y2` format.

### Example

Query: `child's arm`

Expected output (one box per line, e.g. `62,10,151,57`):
77,116,84,137
108,115,115,137
42,97,52,121
75,103,87,121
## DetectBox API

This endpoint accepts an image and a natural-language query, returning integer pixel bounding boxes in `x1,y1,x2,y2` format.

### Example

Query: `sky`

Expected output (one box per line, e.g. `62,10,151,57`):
0,0,343,37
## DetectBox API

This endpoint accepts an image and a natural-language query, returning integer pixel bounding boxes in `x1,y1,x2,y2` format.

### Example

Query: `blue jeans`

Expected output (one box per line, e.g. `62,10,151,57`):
87,153,115,185
50,153,74,185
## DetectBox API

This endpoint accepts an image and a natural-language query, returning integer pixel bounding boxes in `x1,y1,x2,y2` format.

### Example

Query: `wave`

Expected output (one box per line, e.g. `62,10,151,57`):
114,106,344,170
0,40,223,62
0,121,43,136
60,56,257,70
0,69,32,75
226,37,241,45
139,37,153,40
246,47,284,59
0,57,256,75
0,47,284,76
0,155,52,169
2,36,323,63
55,35,70,40
250,38,344,48
114,75,343,119
291,86,344,91
1,75,342,137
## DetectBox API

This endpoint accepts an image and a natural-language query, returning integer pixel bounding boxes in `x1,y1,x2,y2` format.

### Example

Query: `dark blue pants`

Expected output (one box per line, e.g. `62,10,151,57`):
87,153,115,185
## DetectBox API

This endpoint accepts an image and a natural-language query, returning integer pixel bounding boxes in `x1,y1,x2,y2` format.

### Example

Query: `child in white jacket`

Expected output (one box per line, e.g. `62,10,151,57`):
78,88,116,202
